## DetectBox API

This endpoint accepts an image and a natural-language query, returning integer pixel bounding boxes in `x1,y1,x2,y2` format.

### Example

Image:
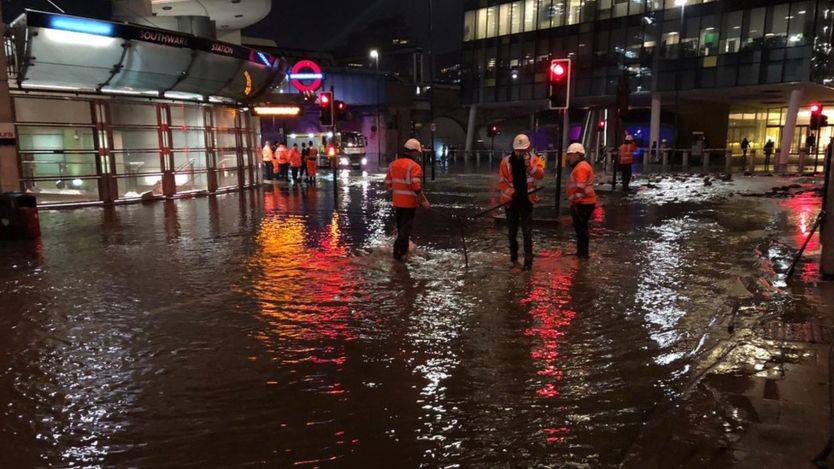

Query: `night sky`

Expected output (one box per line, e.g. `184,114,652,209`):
246,0,462,54
2,0,463,55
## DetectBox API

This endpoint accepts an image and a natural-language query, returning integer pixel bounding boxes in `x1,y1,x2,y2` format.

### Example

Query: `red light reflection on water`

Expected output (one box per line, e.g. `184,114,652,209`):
521,259,577,442
780,192,822,281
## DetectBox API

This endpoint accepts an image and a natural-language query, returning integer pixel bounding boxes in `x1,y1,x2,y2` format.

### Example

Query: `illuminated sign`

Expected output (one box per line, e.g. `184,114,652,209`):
243,70,253,96
50,17,114,36
211,43,235,56
139,30,189,47
253,106,302,117
289,60,324,92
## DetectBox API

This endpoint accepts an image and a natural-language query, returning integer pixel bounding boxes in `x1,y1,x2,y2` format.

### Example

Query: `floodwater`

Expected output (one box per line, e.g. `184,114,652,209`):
0,164,824,467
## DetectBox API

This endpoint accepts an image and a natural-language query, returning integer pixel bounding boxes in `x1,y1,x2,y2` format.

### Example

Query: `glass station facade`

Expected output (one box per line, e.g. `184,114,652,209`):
15,95,260,205
5,11,286,206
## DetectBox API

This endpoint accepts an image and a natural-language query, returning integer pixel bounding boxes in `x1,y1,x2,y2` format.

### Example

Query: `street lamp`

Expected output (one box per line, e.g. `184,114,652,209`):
370,49,382,163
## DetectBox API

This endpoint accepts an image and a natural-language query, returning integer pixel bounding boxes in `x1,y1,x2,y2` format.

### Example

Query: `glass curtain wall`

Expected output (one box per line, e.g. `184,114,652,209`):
15,96,100,204
14,93,255,205
463,1,823,104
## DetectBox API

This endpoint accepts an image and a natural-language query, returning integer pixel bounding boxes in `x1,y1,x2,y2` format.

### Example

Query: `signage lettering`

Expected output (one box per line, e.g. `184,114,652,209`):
139,30,188,47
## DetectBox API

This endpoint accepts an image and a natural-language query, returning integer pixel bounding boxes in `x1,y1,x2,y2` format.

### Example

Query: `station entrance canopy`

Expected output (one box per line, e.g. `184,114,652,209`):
9,10,288,103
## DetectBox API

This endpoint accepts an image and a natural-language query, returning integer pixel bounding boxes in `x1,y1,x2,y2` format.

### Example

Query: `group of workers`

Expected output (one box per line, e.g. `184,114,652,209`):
386,134,600,268
262,140,319,184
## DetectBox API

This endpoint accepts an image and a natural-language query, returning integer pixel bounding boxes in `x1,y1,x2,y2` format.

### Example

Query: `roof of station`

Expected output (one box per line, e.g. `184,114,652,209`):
9,10,288,104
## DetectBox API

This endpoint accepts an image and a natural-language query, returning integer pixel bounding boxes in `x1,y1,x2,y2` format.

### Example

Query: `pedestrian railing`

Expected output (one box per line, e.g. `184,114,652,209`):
445,147,828,175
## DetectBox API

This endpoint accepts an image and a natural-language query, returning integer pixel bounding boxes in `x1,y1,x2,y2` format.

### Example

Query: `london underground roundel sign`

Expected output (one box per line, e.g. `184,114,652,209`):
289,60,324,92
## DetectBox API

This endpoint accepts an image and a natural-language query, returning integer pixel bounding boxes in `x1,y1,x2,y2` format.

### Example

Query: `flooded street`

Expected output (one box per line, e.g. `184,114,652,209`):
0,165,827,467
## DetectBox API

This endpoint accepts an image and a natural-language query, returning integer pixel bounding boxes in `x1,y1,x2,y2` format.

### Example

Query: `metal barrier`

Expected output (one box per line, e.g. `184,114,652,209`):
446,146,828,175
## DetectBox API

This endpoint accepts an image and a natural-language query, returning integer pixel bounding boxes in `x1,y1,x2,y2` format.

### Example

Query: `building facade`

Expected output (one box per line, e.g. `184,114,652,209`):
461,0,834,162
0,10,286,206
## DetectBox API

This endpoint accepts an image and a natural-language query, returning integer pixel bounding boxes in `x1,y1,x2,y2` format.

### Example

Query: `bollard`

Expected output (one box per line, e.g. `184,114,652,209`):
748,149,757,173
662,149,669,172
799,149,807,174
703,150,710,172
682,151,689,171
725,149,733,173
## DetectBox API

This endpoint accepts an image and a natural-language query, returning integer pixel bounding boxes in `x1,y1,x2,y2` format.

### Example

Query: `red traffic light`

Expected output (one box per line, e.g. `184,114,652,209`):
597,120,605,130
551,62,566,78
319,92,331,107
810,102,822,114
337,101,346,111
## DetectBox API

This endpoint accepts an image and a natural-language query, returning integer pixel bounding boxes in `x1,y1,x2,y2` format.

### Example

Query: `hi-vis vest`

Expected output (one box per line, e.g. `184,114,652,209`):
619,143,636,164
498,153,544,205
385,157,423,208
262,145,274,162
567,160,597,205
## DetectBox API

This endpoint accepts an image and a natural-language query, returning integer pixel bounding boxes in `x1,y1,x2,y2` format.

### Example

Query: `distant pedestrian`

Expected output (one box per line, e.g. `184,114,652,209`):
618,134,636,192
764,139,774,171
289,143,302,183
806,133,816,150
306,141,318,183
299,142,309,181
385,138,430,261
566,143,597,258
262,140,274,181
498,134,544,270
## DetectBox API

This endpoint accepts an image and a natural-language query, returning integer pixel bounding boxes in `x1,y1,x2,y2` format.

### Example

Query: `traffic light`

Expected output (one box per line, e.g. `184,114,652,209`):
334,100,348,120
810,102,823,130
487,123,500,137
597,120,605,132
319,91,334,126
548,58,571,110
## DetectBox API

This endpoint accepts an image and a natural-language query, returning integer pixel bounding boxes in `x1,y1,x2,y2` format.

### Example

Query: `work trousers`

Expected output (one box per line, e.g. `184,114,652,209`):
619,163,633,191
291,166,300,182
571,203,595,258
262,161,273,180
279,163,290,180
506,199,533,262
394,207,416,260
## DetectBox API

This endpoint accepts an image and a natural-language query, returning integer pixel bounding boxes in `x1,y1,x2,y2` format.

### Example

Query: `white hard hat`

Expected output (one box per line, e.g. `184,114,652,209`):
625,134,634,142
512,134,531,150
566,142,586,155
404,138,422,152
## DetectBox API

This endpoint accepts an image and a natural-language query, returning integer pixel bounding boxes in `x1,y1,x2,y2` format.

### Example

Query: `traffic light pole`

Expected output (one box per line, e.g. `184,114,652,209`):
555,109,564,213
331,85,338,209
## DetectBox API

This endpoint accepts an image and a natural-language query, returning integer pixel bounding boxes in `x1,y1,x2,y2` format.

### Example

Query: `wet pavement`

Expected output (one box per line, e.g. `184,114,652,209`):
0,163,832,467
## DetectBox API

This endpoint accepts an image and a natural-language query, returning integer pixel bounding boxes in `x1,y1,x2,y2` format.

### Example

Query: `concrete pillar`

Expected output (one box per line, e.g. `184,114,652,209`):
779,88,803,172
648,94,661,172
0,6,19,194
464,105,478,153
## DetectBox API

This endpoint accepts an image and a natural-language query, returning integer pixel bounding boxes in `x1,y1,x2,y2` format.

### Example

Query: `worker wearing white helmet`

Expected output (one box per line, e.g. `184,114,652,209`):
385,138,430,261
618,134,637,192
566,142,597,258
497,133,544,270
